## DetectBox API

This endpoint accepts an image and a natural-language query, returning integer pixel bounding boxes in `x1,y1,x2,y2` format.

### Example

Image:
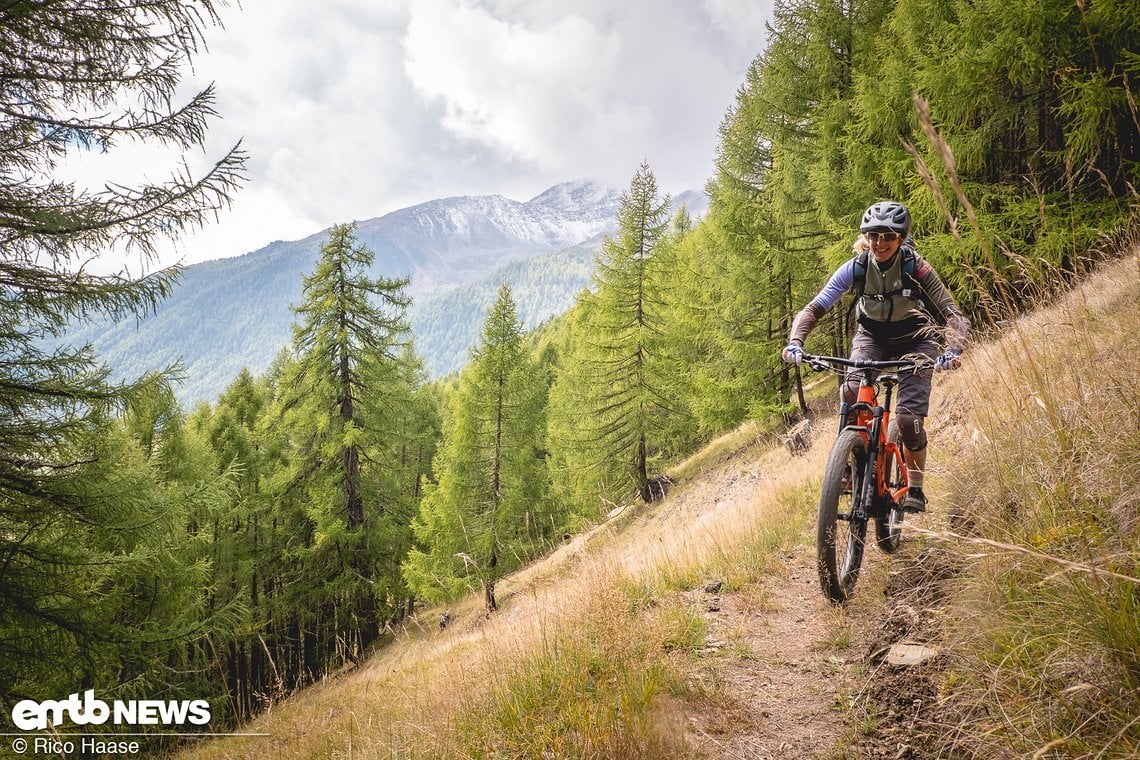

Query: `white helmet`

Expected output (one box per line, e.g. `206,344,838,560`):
860,201,911,236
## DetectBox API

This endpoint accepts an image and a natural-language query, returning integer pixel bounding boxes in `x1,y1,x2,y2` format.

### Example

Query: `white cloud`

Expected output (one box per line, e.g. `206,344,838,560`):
63,0,771,271
402,1,628,167
702,0,775,52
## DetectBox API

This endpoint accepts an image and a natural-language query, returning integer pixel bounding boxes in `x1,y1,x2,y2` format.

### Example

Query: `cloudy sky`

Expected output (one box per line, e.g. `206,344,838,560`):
71,0,773,271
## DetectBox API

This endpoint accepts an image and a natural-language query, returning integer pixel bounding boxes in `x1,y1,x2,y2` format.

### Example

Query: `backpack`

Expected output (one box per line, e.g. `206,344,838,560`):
847,245,947,331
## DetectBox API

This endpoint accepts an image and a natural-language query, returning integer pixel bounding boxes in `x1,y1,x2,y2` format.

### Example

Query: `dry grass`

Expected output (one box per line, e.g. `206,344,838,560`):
898,97,1140,757
921,252,1140,759
177,395,829,759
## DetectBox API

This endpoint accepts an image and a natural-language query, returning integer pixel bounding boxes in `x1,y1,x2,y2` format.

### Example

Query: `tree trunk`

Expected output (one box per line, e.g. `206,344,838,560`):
484,548,499,613
637,433,650,502
484,580,497,612
344,443,363,529
794,364,807,415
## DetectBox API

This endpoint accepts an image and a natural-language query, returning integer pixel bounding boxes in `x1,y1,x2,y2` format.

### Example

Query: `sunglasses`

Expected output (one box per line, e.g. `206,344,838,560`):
866,231,903,243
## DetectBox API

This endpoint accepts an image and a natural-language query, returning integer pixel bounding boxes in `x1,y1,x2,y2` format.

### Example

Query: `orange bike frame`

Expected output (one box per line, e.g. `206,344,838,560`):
854,380,909,505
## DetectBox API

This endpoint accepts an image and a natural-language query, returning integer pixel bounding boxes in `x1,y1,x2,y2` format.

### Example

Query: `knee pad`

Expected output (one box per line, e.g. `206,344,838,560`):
895,409,927,451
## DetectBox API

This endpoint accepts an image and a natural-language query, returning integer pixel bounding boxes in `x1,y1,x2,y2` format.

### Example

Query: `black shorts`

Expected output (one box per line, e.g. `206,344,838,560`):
844,331,939,417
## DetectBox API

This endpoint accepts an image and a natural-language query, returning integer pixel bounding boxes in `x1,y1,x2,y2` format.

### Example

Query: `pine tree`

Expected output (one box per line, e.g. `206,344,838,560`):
404,285,551,612
282,223,410,530
196,368,279,719
553,162,675,503
0,0,244,704
695,0,886,422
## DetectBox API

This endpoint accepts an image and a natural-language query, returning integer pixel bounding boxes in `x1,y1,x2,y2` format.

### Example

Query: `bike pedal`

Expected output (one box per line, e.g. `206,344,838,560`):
902,487,927,513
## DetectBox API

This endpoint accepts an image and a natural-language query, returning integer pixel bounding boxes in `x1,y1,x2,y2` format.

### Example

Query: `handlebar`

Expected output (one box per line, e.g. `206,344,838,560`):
799,353,924,374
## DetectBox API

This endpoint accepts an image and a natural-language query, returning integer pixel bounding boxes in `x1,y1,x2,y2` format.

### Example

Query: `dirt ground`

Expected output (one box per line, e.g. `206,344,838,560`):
678,491,959,759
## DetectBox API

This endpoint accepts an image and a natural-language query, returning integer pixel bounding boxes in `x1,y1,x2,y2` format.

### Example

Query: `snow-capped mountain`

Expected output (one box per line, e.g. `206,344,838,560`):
66,180,686,405
347,180,622,292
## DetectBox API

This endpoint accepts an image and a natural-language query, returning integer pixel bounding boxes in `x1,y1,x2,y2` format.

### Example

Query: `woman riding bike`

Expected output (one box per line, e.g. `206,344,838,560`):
781,201,969,512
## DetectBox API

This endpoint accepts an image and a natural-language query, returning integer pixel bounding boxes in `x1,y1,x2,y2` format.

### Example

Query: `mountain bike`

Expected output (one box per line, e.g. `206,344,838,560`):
800,354,921,604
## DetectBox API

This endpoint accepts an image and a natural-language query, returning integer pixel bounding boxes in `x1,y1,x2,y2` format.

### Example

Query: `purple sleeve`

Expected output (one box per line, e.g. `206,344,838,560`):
788,260,854,345
810,260,855,312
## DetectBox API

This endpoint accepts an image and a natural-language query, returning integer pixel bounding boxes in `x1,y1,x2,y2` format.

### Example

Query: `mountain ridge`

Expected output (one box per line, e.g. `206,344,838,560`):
67,181,707,406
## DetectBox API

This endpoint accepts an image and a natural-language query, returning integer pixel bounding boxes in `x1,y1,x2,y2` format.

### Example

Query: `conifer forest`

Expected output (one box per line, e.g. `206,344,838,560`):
2,0,1138,739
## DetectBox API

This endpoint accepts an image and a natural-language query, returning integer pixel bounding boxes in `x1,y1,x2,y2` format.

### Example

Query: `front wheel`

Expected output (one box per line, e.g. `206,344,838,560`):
875,419,905,554
817,429,869,604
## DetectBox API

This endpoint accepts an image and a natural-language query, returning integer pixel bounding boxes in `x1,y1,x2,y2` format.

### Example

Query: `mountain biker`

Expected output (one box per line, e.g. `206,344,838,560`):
781,201,969,513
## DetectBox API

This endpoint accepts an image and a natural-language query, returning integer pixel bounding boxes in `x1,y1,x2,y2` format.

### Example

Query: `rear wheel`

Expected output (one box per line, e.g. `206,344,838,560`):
817,429,869,604
875,420,905,554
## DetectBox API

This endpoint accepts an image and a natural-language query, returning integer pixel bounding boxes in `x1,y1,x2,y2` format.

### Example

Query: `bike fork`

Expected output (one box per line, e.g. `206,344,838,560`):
851,409,883,524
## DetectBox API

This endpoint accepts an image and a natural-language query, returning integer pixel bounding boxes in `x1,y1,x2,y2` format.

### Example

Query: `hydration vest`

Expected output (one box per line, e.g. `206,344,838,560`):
850,245,944,342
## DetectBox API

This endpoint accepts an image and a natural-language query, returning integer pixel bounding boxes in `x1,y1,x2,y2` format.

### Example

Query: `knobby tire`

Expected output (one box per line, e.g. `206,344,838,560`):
817,428,868,604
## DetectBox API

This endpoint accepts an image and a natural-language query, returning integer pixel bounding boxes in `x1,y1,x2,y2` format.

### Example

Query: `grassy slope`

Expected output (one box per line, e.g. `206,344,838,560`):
180,412,830,758
919,252,1140,758
178,252,1139,760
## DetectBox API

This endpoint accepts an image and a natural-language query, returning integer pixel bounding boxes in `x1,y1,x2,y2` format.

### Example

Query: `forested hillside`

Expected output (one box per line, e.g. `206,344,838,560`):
2,0,1137,757
409,244,597,376
59,182,627,405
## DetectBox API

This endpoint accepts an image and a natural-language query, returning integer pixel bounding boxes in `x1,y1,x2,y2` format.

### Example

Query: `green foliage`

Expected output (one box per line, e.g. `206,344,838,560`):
548,162,689,504
6,0,1139,732
0,0,244,711
264,223,421,674
404,286,555,610
683,0,1140,433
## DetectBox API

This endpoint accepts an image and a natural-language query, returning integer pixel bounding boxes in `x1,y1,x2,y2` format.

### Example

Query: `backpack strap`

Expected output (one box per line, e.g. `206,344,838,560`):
852,250,868,297
844,250,869,328
848,246,946,328
900,249,948,327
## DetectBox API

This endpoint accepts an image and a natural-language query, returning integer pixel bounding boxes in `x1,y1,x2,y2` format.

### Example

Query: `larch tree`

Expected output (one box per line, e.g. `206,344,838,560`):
270,223,413,677
0,0,245,703
282,223,410,530
554,162,675,503
404,285,551,612
196,368,279,720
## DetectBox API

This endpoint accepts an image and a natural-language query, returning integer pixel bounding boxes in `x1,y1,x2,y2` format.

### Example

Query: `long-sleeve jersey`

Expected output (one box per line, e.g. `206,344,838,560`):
788,255,969,349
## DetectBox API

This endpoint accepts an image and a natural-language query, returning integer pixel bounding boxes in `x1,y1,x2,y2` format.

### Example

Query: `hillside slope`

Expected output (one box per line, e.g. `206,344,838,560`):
179,253,1138,759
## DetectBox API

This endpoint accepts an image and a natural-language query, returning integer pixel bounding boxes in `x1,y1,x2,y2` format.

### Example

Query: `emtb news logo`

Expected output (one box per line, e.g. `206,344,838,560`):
11,690,211,730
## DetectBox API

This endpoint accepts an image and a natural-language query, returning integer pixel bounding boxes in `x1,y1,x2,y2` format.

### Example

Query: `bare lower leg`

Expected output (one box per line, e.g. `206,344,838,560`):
903,446,926,473
904,446,927,499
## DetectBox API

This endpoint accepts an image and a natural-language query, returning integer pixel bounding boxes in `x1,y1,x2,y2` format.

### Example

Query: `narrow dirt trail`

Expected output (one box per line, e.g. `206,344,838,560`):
660,420,945,760
685,546,861,759
683,534,948,760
